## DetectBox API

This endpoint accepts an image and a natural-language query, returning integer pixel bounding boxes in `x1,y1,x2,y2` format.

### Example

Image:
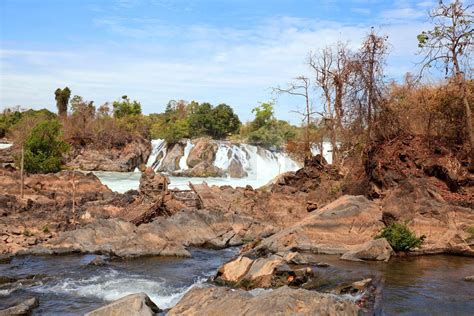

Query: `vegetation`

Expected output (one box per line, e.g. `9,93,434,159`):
21,119,69,173
239,102,297,149
113,95,142,118
55,87,71,117
150,100,242,143
376,223,425,251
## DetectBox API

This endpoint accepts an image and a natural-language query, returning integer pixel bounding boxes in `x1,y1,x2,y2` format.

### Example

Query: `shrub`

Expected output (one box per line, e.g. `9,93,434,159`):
21,119,69,173
376,222,425,251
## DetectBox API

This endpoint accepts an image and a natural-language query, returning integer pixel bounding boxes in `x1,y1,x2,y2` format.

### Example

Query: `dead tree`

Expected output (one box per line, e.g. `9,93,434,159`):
273,76,316,158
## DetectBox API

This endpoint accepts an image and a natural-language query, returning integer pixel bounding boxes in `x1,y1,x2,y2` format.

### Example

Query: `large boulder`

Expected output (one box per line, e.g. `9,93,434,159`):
340,238,394,262
168,286,359,316
246,195,384,256
186,138,218,168
158,141,186,173
227,159,247,178
85,293,160,316
216,256,253,283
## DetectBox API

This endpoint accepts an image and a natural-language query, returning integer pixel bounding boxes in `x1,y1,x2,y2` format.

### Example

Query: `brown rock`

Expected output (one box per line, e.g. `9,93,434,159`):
217,256,253,283
186,138,218,168
340,238,394,262
85,293,160,316
168,286,359,316
247,195,384,256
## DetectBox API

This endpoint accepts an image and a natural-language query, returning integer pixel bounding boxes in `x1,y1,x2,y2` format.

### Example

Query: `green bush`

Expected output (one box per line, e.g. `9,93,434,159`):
21,119,69,173
376,222,425,251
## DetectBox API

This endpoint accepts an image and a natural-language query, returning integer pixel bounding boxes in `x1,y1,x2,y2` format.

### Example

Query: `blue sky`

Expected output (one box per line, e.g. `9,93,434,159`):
1,0,439,123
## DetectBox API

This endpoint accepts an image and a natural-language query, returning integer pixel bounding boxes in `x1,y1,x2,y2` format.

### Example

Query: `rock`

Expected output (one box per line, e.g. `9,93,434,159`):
352,278,372,290
88,256,108,266
381,179,474,256
0,297,39,316
27,208,277,258
227,159,247,178
66,137,151,172
138,168,169,198
340,238,394,262
85,293,160,316
158,141,185,172
240,255,285,288
180,161,224,177
186,138,218,168
216,256,253,283
464,275,474,282
168,286,359,316
247,195,384,256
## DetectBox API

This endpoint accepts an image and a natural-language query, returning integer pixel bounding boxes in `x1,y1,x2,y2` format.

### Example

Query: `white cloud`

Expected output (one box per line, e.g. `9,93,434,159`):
0,14,429,123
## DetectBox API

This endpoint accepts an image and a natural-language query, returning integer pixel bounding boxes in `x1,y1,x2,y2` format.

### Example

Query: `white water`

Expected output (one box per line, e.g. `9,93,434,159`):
311,141,334,164
95,139,302,192
0,143,12,150
179,139,194,170
33,269,202,310
146,139,167,168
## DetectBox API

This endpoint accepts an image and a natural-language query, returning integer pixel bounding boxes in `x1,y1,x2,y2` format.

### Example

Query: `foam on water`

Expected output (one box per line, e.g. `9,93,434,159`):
32,269,207,310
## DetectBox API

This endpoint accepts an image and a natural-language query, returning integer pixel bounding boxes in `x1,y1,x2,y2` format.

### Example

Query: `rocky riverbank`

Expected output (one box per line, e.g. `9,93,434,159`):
1,135,473,314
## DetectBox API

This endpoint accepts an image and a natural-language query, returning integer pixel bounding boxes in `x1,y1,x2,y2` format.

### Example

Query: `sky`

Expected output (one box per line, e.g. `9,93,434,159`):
0,0,440,124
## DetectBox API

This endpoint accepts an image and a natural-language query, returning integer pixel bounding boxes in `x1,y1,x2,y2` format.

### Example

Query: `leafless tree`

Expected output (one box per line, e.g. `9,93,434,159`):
352,29,389,142
418,0,473,170
308,43,354,164
273,76,316,158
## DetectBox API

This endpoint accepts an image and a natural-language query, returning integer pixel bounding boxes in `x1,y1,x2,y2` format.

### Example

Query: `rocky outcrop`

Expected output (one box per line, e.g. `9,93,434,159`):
168,286,359,316
66,137,151,172
0,297,38,316
246,195,384,256
26,207,277,258
85,293,160,316
380,178,474,256
0,169,126,255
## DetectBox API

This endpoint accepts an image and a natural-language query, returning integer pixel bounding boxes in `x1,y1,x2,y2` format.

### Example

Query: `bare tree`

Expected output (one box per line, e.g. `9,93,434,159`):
273,76,316,158
308,43,353,164
353,29,389,142
418,0,473,170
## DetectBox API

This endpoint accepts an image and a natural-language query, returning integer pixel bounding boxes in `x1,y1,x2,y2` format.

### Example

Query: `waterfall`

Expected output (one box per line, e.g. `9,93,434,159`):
146,139,301,179
311,141,334,164
179,140,194,170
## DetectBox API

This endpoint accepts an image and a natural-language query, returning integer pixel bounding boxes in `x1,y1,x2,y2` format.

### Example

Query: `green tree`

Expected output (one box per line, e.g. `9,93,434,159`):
251,102,275,129
55,87,71,117
188,102,213,136
112,95,142,118
21,119,69,173
210,103,241,139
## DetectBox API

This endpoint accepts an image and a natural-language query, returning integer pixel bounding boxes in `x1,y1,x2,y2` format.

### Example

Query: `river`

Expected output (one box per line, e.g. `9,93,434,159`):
1,252,472,315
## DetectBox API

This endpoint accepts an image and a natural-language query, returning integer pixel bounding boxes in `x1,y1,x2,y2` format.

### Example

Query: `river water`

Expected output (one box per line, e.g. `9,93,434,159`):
1,252,472,315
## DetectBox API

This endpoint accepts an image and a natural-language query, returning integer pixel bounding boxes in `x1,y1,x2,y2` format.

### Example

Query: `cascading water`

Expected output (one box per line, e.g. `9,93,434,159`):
146,139,301,180
179,140,194,170
311,141,334,164
147,139,167,168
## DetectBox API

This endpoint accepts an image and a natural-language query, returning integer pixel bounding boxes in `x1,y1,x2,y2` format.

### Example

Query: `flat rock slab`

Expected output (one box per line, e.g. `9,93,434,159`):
168,286,359,315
